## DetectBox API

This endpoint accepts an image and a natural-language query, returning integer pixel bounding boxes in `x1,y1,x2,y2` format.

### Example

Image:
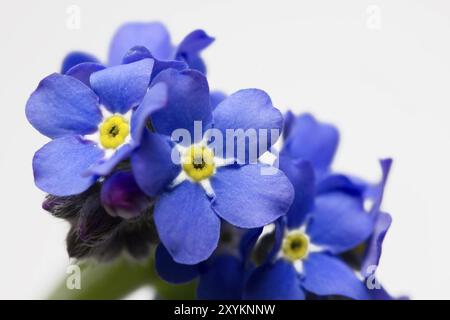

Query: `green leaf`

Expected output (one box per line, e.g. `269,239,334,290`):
48,254,196,300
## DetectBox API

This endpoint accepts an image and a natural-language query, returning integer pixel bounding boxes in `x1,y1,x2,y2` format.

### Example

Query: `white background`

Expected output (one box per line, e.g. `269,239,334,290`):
1,0,449,299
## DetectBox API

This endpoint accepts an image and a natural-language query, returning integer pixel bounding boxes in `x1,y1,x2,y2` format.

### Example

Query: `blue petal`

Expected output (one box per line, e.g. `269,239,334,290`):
154,181,220,264
210,91,226,110
358,159,393,275
90,58,154,114
243,260,305,300
282,110,295,140
317,173,366,198
175,30,214,73
130,82,168,145
122,46,187,81
368,159,393,214
307,192,374,254
212,89,283,163
88,143,133,176
100,171,149,219
197,255,245,300
121,45,152,64
302,253,369,300
108,22,173,65
361,212,392,275
155,244,199,284
176,30,214,57
65,62,105,87
26,73,101,139
131,131,180,197
32,136,103,196
367,284,398,300
279,155,315,228
282,113,339,173
211,164,294,228
61,51,99,74
151,69,212,141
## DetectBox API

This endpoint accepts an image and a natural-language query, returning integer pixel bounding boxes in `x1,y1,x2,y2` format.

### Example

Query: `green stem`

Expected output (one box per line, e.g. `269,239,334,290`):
48,255,196,300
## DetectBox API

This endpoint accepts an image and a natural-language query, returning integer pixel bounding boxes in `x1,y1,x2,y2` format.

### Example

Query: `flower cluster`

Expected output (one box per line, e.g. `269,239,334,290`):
26,22,396,299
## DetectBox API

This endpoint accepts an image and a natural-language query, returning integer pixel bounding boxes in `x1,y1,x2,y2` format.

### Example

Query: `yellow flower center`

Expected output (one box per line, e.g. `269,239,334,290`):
282,231,309,262
99,115,130,149
182,145,215,181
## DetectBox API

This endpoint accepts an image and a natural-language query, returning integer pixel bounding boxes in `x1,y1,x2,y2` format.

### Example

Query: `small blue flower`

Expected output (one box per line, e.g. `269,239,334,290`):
62,22,214,75
243,113,394,300
283,113,395,277
26,58,169,196
243,188,374,300
131,68,294,264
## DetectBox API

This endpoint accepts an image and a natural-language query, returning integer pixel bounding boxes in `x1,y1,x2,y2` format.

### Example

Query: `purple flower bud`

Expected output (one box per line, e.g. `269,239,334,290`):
101,171,150,219
42,196,62,212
